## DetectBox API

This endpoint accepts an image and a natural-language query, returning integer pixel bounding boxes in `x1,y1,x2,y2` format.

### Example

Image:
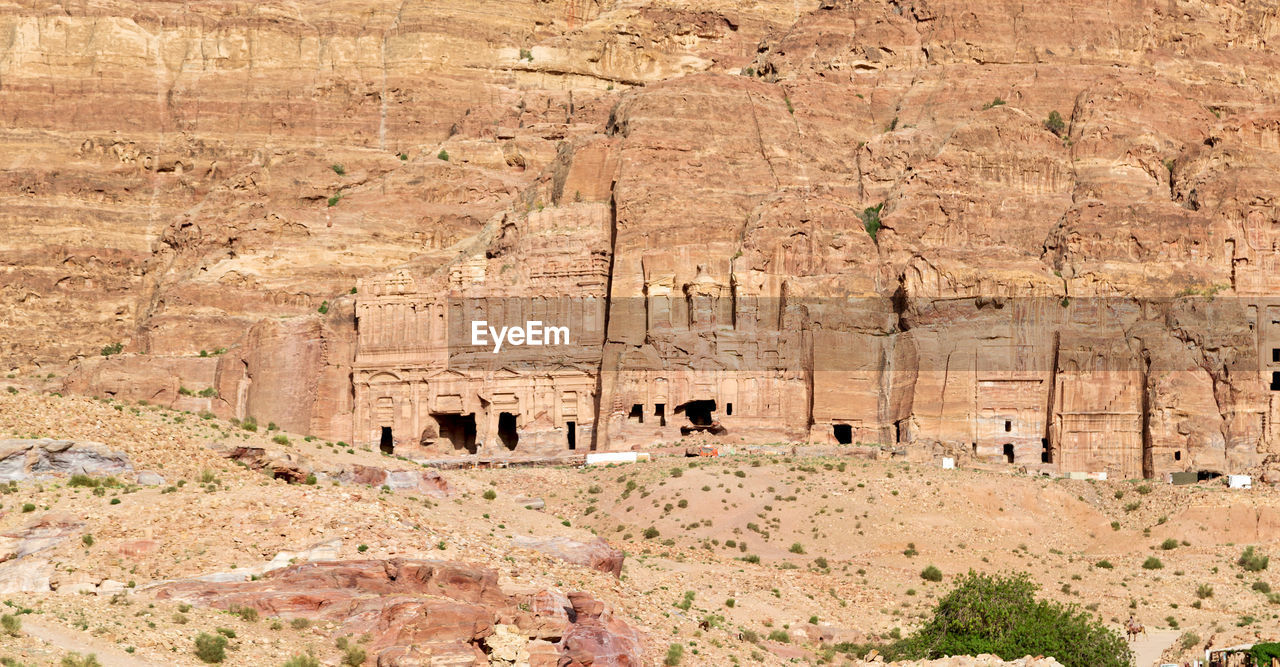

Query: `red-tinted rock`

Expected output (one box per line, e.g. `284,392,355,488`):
559,592,645,667
152,559,642,666
511,536,624,577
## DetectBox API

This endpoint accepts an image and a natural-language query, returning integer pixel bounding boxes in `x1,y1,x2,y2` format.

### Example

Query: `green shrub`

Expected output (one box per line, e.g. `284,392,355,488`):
194,632,228,663
982,97,1006,109
1160,538,1179,550
327,193,342,207
68,474,99,488
1240,546,1270,572
317,301,329,315
272,435,289,445
21,503,35,513
921,565,943,582
643,527,660,539
483,489,497,500
233,606,259,622
874,571,1131,666
1,613,19,636
861,204,884,241
100,342,124,357
1196,583,1213,599
1254,581,1272,594
767,630,790,643
789,542,806,554
1095,560,1113,569
240,416,258,432
331,164,345,176
437,149,450,161
341,646,366,667
283,656,321,667
82,534,94,548
1142,557,1164,570
1045,110,1066,136
60,654,101,667
664,643,684,666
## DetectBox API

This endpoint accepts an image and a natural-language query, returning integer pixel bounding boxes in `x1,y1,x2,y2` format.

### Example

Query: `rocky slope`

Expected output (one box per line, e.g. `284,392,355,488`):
0,392,1276,665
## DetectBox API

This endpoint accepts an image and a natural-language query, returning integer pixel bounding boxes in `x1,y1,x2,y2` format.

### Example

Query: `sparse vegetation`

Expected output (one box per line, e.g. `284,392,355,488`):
836,571,1131,666
1240,546,1270,572
664,643,684,666
921,565,943,582
861,203,884,241
100,342,124,357
194,632,228,663
1045,110,1066,137
1142,557,1164,570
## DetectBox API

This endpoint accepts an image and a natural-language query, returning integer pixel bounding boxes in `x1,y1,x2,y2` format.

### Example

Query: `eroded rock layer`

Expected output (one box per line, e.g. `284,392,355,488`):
5,1,1280,478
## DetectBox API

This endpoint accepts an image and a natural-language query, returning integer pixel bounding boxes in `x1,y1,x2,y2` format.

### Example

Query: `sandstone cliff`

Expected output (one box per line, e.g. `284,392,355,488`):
7,0,1280,478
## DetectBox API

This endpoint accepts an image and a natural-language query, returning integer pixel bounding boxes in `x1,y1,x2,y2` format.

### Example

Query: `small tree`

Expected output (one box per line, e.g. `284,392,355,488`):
885,571,1132,667
1045,110,1066,137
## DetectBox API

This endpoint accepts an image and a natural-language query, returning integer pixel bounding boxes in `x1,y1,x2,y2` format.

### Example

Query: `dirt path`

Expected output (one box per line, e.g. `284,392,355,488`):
22,617,167,667
1131,629,1182,667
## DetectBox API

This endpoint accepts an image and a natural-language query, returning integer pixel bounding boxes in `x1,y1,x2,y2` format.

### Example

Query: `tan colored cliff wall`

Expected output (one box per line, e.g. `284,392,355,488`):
7,0,1280,477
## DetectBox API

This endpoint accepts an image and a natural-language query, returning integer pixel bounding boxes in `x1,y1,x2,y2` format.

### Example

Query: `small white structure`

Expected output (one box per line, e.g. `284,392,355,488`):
1228,474,1253,489
585,452,639,466
941,457,955,469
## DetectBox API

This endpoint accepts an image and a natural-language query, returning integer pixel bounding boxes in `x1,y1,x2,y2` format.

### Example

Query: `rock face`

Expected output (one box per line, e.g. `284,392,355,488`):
153,558,643,666
5,0,1280,478
0,439,133,481
0,514,84,593
339,464,452,497
209,444,312,484
512,536,625,578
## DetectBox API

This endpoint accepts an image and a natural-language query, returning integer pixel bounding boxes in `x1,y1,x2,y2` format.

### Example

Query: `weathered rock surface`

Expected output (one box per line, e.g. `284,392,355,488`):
512,536,625,577
339,464,452,497
208,444,312,484
0,514,84,593
153,559,643,666
4,0,1280,479
0,439,132,481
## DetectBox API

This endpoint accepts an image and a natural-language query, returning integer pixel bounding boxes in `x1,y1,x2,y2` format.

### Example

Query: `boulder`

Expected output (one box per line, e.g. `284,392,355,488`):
210,444,311,484
153,559,643,666
0,514,84,593
511,536,625,577
341,465,452,497
0,439,132,481
135,471,166,485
